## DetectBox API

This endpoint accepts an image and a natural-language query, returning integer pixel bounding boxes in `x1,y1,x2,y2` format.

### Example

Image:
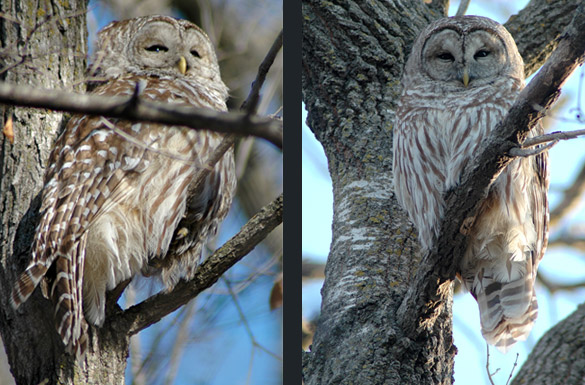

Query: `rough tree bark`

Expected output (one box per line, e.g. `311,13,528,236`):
0,0,124,384
0,0,133,383
301,1,582,384
511,303,585,385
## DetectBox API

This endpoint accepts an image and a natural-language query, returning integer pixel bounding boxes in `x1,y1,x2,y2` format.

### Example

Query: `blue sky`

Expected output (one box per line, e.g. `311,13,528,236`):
302,2,585,384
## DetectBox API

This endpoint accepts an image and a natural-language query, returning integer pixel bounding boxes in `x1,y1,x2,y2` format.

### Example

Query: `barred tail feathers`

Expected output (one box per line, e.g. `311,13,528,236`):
52,236,88,357
474,264,537,353
10,260,50,309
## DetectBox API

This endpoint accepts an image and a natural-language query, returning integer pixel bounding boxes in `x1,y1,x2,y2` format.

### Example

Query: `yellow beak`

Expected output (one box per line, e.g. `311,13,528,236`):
462,68,469,87
178,56,187,75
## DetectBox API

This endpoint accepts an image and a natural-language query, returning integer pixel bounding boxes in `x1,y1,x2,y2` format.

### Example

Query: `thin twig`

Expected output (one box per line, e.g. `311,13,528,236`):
241,30,283,115
486,344,497,385
222,277,282,361
537,272,585,293
190,134,237,195
521,128,585,147
164,302,196,385
455,0,471,16
508,140,557,157
223,277,255,342
548,233,585,251
550,161,585,227
101,117,203,166
506,353,520,385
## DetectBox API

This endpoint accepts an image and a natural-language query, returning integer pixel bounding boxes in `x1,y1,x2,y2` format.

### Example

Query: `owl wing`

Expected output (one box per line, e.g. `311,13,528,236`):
532,133,550,267
10,111,149,355
472,125,549,352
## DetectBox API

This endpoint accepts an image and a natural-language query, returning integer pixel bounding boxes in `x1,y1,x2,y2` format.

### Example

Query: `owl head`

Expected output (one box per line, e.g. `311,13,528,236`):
402,16,524,92
88,15,227,99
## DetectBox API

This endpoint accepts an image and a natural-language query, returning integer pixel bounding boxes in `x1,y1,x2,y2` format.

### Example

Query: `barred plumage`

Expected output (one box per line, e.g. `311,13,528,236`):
392,16,549,352
11,16,236,357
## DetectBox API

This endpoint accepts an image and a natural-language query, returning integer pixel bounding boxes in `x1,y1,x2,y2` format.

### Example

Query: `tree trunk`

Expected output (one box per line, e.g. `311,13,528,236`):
511,304,585,385
301,0,581,384
0,1,129,383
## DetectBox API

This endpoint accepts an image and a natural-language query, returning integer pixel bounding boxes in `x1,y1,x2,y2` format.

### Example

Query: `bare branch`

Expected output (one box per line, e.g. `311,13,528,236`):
191,134,237,191
241,29,283,115
0,81,283,148
397,1,585,335
506,354,520,385
548,234,585,251
486,345,498,385
522,128,585,148
454,0,470,17
505,0,582,76
110,193,283,336
550,161,585,228
508,140,556,157
537,273,585,293
302,258,325,279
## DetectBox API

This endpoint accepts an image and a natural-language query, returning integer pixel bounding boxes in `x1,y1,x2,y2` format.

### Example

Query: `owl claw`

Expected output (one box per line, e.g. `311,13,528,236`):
176,228,189,239
460,216,476,235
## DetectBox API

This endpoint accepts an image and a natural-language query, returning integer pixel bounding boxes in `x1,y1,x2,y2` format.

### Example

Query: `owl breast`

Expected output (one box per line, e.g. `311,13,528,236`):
395,76,522,249
77,75,235,326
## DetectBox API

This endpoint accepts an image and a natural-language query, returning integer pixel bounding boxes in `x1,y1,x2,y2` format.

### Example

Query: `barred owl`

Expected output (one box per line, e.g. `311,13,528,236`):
393,16,549,351
11,15,236,357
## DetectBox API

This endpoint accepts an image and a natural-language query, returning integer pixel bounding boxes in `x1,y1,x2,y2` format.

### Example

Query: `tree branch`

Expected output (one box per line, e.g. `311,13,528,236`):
454,0,470,17
508,139,556,157
398,1,585,334
550,157,585,228
522,128,585,148
547,233,585,251
302,258,325,279
110,193,283,336
505,0,582,77
510,302,585,385
0,81,283,149
241,29,283,114
537,272,585,294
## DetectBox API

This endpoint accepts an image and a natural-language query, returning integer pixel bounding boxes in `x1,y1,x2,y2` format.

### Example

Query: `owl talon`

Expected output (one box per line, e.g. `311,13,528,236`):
460,216,475,235
176,227,189,239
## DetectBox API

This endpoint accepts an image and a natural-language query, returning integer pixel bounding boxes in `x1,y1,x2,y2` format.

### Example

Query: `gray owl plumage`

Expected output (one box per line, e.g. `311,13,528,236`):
393,16,549,352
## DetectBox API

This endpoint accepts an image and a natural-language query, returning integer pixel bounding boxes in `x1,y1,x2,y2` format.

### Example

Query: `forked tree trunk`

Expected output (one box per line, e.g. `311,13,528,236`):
0,1,129,383
301,0,582,384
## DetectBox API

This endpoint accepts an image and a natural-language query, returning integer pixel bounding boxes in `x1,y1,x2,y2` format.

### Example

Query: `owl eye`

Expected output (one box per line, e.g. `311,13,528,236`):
437,52,455,62
474,50,490,59
145,45,168,53
190,49,201,58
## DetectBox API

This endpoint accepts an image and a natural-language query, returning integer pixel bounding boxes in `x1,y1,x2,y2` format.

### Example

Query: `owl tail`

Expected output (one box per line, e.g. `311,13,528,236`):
11,239,89,358
10,260,50,309
51,237,89,358
475,265,538,353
